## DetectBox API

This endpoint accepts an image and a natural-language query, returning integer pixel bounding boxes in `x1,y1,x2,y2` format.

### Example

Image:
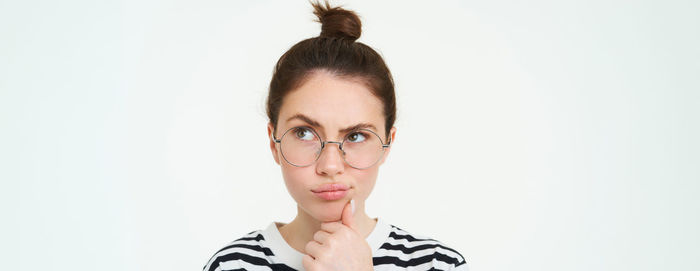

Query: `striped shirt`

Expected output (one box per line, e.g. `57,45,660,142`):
203,218,468,271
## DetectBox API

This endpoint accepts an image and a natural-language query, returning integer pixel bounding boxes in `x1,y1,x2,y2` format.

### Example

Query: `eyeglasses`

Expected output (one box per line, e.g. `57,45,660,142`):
273,126,391,169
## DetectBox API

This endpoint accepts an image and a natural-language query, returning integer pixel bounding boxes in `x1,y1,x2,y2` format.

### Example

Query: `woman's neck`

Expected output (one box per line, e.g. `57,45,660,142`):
278,204,377,254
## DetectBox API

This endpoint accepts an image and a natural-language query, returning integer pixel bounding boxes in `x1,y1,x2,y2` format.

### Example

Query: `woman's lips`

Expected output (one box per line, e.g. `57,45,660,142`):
312,183,349,201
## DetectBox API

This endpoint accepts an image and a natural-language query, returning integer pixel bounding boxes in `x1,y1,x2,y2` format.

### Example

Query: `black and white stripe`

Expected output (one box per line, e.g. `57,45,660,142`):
203,231,294,271
203,224,468,271
372,226,467,270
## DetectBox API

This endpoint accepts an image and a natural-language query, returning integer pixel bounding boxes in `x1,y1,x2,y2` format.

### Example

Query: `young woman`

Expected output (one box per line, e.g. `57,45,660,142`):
204,2,468,270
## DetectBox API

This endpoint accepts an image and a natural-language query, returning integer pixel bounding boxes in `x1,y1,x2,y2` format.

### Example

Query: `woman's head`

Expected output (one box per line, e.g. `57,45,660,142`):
266,0,396,140
265,1,397,222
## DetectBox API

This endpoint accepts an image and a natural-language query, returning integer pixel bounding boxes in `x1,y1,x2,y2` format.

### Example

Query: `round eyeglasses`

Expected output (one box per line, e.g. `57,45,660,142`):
273,126,391,169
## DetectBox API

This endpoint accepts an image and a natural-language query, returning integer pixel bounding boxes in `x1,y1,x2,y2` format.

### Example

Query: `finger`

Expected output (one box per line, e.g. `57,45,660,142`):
341,198,356,230
302,254,316,270
313,230,331,244
304,240,323,258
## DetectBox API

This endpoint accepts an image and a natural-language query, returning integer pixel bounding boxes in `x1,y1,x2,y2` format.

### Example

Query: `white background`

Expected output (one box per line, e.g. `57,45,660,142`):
1,0,698,270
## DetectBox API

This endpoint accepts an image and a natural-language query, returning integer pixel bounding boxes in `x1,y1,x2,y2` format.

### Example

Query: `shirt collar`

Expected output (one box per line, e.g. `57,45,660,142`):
261,217,391,270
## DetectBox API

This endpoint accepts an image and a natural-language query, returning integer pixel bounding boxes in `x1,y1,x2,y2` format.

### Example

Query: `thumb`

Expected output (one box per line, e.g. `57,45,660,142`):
341,199,356,230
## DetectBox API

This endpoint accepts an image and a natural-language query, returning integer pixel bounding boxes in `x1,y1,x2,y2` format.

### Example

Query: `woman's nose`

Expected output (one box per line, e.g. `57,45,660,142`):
315,142,345,176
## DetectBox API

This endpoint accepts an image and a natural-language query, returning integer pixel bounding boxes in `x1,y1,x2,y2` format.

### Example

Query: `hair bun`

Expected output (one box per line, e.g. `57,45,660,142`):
312,1,362,42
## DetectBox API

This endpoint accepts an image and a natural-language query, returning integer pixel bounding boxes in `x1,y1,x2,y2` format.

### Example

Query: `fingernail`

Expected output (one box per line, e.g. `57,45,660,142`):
351,199,355,214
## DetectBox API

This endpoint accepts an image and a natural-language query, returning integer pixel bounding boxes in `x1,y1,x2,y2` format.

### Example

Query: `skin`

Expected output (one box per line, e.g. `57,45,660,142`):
267,70,396,271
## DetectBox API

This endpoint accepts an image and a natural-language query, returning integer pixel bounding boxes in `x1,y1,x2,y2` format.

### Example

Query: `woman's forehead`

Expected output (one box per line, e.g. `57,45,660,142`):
278,72,385,133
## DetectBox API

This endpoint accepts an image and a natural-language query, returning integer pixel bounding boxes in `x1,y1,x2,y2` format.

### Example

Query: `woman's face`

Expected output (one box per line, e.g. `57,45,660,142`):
268,70,395,222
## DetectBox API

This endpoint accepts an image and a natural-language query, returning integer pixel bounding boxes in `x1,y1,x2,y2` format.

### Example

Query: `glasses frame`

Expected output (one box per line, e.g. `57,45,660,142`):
273,126,391,169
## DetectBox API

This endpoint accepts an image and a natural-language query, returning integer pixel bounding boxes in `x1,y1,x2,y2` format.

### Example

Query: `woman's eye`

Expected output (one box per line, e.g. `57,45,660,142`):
347,132,366,143
294,128,315,141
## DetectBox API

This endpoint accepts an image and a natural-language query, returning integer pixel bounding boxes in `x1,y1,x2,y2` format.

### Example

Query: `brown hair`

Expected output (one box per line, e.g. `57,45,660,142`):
266,0,396,139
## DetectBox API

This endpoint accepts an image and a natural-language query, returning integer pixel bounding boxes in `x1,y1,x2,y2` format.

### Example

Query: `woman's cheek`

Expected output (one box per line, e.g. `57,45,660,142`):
351,168,379,200
281,167,310,201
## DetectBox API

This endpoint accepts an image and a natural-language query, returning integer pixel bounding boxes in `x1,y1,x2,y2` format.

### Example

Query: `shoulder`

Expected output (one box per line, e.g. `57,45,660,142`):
373,224,469,270
202,230,277,271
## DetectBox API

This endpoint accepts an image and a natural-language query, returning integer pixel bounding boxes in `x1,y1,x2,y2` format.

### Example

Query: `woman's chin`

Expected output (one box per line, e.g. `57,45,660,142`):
305,205,343,222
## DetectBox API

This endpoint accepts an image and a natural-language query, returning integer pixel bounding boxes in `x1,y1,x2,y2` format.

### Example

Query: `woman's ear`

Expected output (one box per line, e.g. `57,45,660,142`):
378,126,397,166
267,123,281,165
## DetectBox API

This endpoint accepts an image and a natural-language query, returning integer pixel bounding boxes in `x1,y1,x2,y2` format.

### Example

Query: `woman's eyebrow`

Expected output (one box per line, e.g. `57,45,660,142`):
286,113,378,133
287,114,322,128
339,123,377,134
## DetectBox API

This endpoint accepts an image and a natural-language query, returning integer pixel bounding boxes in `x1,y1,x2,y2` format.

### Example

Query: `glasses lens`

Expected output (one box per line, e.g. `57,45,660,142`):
280,127,321,167
342,130,385,169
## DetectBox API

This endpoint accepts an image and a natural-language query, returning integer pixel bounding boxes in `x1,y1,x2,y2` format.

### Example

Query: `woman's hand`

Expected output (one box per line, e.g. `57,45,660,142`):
302,199,373,271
